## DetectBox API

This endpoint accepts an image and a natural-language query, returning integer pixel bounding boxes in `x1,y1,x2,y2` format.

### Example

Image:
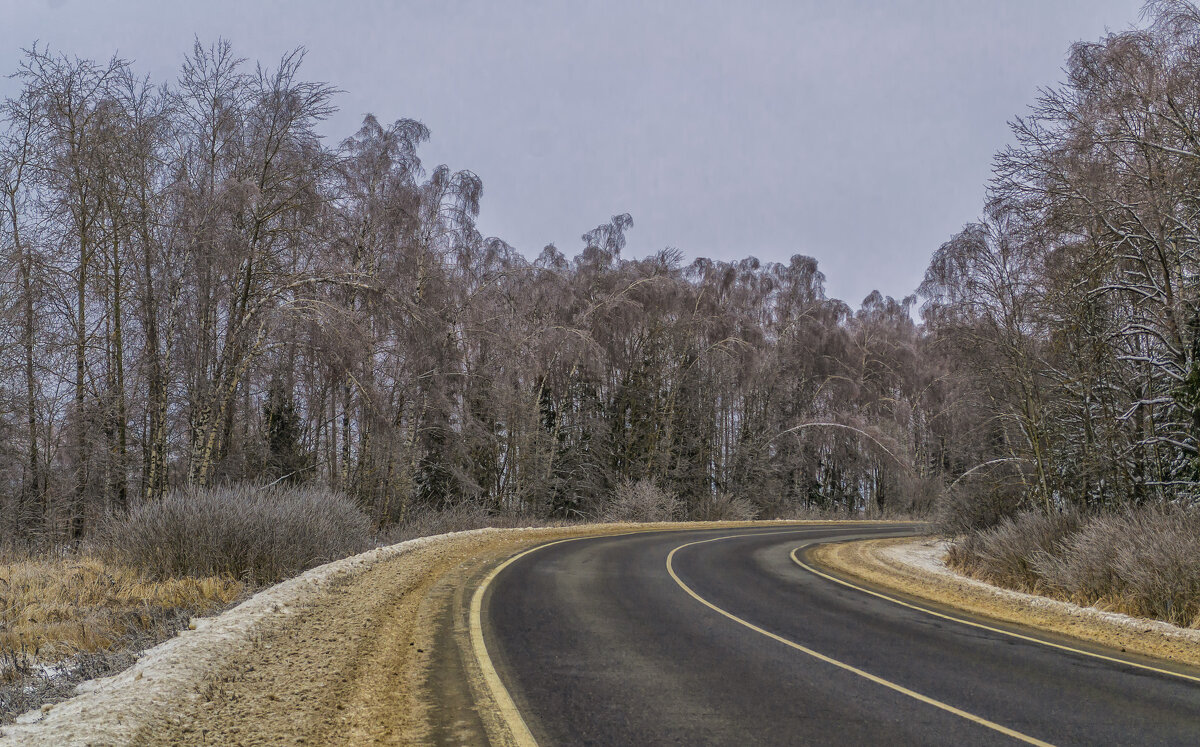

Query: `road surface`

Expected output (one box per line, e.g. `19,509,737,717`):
479,524,1200,745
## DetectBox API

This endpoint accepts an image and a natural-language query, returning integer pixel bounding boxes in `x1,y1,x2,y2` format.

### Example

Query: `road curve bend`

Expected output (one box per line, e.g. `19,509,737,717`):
477,524,1200,746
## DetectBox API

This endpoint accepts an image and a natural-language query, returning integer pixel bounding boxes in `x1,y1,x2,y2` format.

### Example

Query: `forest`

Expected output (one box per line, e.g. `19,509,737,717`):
0,39,941,544
3,1,1200,560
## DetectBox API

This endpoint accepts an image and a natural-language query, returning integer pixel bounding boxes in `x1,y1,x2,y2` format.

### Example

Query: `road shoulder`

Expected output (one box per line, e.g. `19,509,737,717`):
808,537,1200,671
3,520,841,745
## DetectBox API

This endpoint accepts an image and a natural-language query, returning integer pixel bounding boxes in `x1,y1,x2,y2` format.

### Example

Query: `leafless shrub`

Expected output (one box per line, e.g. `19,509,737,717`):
690,493,760,521
944,530,984,575
602,479,682,523
1114,512,1200,628
94,484,372,585
945,509,1080,591
377,503,565,544
776,503,855,521
382,502,492,543
1032,506,1200,627
893,474,942,517
934,483,1024,536
1029,514,1128,601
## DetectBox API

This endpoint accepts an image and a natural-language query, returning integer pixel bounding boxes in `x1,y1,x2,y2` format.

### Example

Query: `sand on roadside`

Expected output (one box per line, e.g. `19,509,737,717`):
2,519,868,746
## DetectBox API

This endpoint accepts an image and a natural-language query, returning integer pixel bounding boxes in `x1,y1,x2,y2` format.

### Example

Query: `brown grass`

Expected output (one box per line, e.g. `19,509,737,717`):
0,554,242,679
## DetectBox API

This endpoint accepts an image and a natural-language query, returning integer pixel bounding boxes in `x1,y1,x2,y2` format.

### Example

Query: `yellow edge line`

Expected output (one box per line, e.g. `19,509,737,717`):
469,541,559,746
790,545,1200,685
470,538,581,747
667,534,1054,747
468,523,892,746
467,524,848,746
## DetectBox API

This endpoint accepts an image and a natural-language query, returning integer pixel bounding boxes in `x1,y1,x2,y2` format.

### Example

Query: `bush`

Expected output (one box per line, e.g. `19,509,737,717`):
380,502,494,544
94,484,372,585
602,479,682,523
1029,513,1129,601
945,509,1080,592
934,483,1023,536
1032,506,1200,627
948,504,1200,628
776,503,858,520
377,502,562,544
1114,508,1200,627
690,492,759,521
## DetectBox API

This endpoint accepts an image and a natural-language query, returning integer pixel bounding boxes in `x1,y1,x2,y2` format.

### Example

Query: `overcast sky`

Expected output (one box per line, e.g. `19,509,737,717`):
2,0,1148,305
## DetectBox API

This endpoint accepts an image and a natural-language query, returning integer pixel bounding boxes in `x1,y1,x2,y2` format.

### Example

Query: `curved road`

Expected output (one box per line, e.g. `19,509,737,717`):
479,524,1200,746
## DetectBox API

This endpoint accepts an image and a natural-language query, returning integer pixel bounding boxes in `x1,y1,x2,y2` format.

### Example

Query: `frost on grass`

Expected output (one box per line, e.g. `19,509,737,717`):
0,484,377,726
0,528,501,746
0,556,241,725
945,506,1200,629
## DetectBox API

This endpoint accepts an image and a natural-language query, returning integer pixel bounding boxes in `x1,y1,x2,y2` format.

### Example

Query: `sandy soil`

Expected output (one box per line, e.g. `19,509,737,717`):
2,520,832,746
129,527,575,746
811,538,1200,670
0,527,536,746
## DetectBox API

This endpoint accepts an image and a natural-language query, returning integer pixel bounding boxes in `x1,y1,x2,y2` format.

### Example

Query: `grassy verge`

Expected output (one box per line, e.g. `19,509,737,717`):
2,483,373,723
0,554,242,722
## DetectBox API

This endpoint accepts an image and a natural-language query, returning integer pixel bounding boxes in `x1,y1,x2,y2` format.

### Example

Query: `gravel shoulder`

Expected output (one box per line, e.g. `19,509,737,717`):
1,520,842,746
809,537,1200,671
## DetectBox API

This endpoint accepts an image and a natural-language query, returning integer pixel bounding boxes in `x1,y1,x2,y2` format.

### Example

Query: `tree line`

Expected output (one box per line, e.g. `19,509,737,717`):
0,39,948,543
4,1,1198,544
923,0,1200,528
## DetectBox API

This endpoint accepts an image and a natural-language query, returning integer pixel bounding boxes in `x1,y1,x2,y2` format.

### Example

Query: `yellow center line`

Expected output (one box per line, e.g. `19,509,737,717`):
790,545,1200,685
468,524,851,746
666,534,1055,747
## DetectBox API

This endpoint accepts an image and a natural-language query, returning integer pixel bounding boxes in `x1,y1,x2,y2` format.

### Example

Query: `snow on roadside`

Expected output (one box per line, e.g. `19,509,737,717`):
882,540,1200,644
0,527,505,746
1,519,899,745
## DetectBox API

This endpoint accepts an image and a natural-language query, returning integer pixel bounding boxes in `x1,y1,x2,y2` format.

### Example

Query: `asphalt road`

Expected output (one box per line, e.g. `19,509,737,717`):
481,524,1200,746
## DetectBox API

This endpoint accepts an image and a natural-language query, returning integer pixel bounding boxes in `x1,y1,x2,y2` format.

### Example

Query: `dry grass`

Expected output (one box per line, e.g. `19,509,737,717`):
0,555,242,674
0,552,242,723
2,484,376,723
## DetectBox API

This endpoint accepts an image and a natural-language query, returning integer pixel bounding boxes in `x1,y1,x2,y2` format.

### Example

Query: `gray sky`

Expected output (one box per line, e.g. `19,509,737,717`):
2,0,1147,306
